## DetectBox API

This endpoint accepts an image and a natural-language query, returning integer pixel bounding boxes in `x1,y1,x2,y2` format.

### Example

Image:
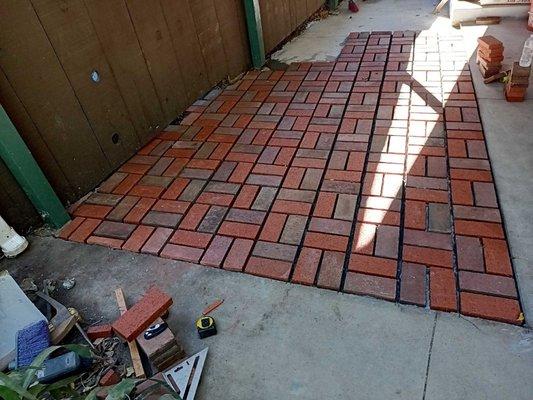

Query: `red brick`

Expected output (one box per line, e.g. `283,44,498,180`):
404,200,426,230
344,272,396,301
122,225,155,252
179,204,210,230
352,223,377,255
73,204,112,219
429,267,457,311
113,174,142,195
87,236,124,249
201,235,233,267
259,213,286,242
170,230,212,248
233,185,259,208
245,256,292,281
141,227,173,255
112,286,173,341
313,192,336,218
197,192,234,206
304,232,348,252
316,251,345,290
271,199,311,215
224,238,253,271
400,263,427,306
99,369,120,387
451,179,473,205
160,243,204,263
459,271,517,298
129,185,165,198
483,238,513,276
218,221,260,239
454,220,504,239
460,292,522,325
124,198,156,224
477,35,503,51
87,324,113,340
58,217,85,239
403,245,452,268
152,199,189,214
292,247,321,285
69,218,101,243
348,254,397,278
161,178,189,200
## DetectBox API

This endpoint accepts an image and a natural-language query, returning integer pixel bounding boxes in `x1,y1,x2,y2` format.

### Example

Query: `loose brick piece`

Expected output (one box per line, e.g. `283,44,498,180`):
112,287,173,341
100,369,120,386
86,324,113,340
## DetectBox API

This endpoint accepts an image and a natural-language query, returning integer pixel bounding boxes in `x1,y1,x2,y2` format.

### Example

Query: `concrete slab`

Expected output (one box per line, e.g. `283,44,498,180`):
3,236,533,399
425,312,533,400
479,100,533,325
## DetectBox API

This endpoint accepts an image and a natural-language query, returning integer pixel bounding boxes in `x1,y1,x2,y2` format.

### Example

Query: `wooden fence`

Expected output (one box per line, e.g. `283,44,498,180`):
0,0,324,231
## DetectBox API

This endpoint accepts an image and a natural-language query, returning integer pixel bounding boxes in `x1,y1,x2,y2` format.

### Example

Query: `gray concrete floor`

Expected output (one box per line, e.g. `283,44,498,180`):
2,1,533,399
3,237,533,400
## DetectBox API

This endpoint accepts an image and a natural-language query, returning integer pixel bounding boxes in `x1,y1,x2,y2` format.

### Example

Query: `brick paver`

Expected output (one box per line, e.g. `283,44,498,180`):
60,31,523,325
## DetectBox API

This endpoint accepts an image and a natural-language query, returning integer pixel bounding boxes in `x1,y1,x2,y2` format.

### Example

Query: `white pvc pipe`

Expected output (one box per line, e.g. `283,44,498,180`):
0,215,28,258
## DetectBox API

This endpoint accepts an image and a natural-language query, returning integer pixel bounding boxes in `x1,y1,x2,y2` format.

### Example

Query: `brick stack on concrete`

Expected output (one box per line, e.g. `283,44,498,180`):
136,318,185,371
477,35,504,78
505,62,530,102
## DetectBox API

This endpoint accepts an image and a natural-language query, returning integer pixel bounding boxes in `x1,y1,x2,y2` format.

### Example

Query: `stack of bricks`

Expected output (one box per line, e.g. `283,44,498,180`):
505,62,530,102
476,36,504,78
136,318,184,371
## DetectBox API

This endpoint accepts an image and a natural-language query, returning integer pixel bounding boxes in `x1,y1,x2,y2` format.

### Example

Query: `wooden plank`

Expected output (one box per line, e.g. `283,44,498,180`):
114,288,146,379
124,0,188,122
189,0,229,85
160,0,211,103
31,0,141,168
0,69,75,202
84,0,167,144
233,0,252,69
260,0,292,53
0,0,110,194
215,0,250,77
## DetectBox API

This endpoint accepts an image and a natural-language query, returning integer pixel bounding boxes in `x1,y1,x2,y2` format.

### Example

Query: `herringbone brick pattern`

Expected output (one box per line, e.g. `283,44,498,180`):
60,31,523,325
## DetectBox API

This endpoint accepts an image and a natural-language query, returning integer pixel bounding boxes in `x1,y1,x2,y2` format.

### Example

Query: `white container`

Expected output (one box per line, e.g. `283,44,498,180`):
0,215,28,258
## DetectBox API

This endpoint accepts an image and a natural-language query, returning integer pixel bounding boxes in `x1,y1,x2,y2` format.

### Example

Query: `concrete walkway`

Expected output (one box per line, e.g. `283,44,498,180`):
4,236,533,399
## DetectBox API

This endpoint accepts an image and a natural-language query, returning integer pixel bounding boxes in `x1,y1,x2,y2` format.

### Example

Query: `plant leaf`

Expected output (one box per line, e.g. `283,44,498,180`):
84,387,100,400
0,386,20,400
105,378,137,400
0,371,38,400
63,344,93,359
45,374,80,392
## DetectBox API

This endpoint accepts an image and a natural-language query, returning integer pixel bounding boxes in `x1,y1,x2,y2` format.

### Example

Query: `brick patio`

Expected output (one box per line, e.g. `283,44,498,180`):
60,31,523,325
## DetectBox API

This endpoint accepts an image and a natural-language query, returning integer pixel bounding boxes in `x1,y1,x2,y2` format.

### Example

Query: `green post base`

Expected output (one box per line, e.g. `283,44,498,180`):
244,0,266,69
0,106,70,229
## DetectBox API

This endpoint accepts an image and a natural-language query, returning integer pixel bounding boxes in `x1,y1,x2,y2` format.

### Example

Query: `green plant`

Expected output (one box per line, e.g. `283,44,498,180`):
0,344,90,400
0,346,181,400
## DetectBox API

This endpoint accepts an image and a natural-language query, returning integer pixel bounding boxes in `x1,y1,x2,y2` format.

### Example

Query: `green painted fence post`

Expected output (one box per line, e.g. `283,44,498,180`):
243,0,265,69
0,105,70,229
327,0,339,10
